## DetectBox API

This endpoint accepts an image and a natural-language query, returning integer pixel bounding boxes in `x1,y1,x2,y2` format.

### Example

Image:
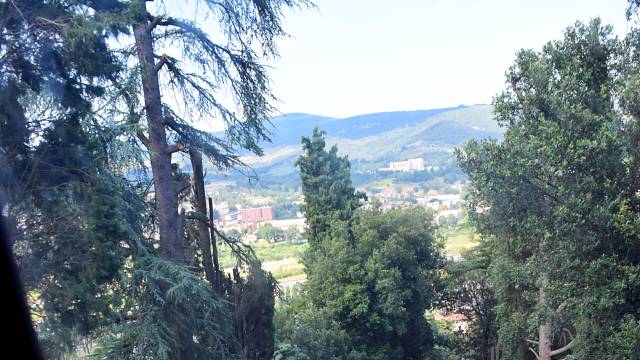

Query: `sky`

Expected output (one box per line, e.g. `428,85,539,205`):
266,0,632,118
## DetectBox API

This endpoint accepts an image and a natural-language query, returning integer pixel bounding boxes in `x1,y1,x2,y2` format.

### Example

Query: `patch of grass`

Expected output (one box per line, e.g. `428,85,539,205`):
269,263,305,280
217,223,478,277
218,241,308,268
441,223,479,255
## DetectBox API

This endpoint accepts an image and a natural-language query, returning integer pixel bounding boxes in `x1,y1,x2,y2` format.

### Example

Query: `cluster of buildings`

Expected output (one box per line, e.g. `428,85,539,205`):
214,204,274,230
206,172,466,242
214,202,305,241
373,183,464,224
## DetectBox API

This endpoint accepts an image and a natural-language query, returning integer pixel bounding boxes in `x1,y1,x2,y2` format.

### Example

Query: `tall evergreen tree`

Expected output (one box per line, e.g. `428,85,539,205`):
1,0,311,357
294,130,441,359
296,127,365,245
121,0,310,263
100,1,310,358
296,128,365,309
0,3,142,355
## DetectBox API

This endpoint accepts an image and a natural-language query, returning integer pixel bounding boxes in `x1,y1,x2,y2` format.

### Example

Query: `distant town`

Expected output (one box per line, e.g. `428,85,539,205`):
205,158,464,244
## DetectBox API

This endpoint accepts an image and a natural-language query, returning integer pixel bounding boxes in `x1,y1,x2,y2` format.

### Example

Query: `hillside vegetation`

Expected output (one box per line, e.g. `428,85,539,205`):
221,104,502,184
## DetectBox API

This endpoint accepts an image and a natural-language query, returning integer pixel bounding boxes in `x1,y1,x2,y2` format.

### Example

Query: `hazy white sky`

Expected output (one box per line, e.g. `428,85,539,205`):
267,0,632,118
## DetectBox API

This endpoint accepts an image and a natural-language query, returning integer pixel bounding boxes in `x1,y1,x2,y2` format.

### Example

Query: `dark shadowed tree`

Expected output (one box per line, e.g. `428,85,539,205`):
440,246,497,359
1,0,312,357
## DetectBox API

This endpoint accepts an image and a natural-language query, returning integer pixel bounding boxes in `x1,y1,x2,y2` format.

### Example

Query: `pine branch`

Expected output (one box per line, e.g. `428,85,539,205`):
162,106,245,169
151,16,274,154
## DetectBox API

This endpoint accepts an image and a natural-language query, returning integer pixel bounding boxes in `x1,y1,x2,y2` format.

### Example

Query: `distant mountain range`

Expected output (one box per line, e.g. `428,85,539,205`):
263,106,465,147
210,104,503,184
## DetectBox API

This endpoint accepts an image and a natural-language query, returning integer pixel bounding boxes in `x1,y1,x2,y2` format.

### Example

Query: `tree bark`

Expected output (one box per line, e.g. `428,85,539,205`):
133,2,184,263
189,149,216,285
538,272,552,360
209,197,221,292
133,5,186,359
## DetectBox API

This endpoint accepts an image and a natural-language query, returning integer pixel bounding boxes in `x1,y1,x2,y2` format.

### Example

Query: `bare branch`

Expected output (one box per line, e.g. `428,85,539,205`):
136,130,150,148
166,143,184,154
147,14,165,31
529,347,540,360
154,53,168,73
550,339,574,356
185,211,209,226
175,179,194,195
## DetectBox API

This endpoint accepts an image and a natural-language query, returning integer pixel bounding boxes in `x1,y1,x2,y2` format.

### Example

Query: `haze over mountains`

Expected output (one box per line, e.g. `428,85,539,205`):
223,104,503,182
264,106,466,147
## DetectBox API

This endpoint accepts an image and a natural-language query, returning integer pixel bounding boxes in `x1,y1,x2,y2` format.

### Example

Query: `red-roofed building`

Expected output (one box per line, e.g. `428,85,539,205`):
240,206,274,223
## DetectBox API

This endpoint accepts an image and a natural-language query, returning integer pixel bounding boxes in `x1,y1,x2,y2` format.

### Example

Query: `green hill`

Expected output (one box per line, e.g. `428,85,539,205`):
207,105,502,187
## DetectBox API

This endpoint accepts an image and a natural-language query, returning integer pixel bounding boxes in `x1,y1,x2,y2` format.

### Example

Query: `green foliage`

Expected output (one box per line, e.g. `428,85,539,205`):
229,263,279,360
296,127,366,244
309,206,441,359
438,214,458,226
457,19,640,358
1,0,310,357
274,203,300,219
293,130,443,359
8,115,146,356
439,247,497,359
256,223,285,242
284,225,303,245
96,254,239,360
272,343,311,360
0,2,141,354
0,0,126,109
274,291,367,360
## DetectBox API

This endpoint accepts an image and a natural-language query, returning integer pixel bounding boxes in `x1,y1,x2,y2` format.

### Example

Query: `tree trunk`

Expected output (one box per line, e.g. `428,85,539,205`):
133,4,184,263
189,149,216,285
538,272,552,360
209,197,221,292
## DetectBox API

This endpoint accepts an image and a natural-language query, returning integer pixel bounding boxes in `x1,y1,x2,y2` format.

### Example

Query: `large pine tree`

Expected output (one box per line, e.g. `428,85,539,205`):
1,0,310,357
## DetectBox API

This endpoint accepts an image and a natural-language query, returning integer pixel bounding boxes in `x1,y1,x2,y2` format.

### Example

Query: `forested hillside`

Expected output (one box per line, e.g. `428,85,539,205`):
212,104,502,187
264,106,470,146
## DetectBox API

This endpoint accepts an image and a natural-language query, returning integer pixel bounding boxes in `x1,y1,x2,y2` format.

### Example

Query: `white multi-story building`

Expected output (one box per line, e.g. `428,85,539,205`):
406,158,425,171
380,158,425,172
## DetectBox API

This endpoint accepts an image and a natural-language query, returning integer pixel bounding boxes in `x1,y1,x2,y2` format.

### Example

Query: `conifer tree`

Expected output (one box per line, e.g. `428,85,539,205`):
294,130,441,359
119,0,310,263
1,1,311,357
296,127,365,245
